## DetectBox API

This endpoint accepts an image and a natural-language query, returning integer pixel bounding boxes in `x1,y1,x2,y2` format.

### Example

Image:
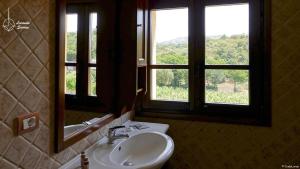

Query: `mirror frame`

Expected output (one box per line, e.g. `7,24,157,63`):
54,0,120,152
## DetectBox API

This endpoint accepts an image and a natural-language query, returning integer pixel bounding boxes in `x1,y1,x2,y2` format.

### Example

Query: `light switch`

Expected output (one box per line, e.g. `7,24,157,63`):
16,112,39,135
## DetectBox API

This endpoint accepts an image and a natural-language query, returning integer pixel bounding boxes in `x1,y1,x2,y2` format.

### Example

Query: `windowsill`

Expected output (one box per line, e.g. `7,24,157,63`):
137,110,271,127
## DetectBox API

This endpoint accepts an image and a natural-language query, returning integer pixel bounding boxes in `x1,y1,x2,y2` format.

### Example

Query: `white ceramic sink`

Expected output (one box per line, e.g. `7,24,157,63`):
59,121,173,169
93,132,174,169
110,132,174,169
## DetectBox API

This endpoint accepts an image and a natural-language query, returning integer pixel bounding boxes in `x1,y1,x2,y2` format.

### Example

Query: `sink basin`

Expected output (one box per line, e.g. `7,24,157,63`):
59,121,172,169
64,124,86,137
109,132,174,169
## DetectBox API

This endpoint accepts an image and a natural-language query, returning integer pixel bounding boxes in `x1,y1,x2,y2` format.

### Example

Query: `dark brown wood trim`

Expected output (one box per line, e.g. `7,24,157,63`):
65,62,77,66
55,0,67,152
150,0,187,9
67,0,100,3
137,111,271,127
204,0,248,6
148,64,188,69
204,65,249,70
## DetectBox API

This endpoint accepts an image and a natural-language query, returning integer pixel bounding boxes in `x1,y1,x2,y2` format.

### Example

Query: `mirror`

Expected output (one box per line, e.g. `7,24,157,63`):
55,0,141,153
55,0,120,152
63,6,108,139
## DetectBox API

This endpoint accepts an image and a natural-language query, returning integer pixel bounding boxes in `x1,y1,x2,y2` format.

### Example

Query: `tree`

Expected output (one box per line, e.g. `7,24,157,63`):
156,69,174,86
226,70,248,92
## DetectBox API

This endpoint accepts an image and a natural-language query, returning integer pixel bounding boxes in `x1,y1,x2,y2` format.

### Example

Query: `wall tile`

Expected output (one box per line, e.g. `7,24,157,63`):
34,96,49,125
5,38,30,66
35,153,53,169
51,160,61,169
21,24,43,50
0,158,18,169
20,145,42,169
5,71,30,99
34,7,49,36
0,52,16,84
22,0,47,18
53,148,77,165
20,54,43,80
34,40,49,65
0,122,14,156
71,139,91,154
0,28,17,48
34,122,50,154
0,89,17,121
4,136,30,165
10,4,31,22
20,84,42,111
34,68,49,96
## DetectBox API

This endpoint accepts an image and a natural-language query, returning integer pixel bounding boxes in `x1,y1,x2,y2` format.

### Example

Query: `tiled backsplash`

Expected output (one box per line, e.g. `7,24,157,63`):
0,1,130,168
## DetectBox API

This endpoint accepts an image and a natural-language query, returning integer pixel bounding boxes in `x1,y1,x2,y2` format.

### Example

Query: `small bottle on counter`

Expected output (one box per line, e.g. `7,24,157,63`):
80,152,86,168
82,158,89,169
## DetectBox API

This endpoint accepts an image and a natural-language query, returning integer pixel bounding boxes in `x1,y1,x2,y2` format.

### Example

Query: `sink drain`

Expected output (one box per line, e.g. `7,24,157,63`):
123,161,134,166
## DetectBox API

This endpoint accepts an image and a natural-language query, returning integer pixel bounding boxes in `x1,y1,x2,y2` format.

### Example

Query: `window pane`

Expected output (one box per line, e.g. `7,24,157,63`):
65,66,76,94
205,70,249,105
205,4,249,65
151,69,188,101
66,14,78,63
89,13,97,64
88,67,96,96
151,9,188,65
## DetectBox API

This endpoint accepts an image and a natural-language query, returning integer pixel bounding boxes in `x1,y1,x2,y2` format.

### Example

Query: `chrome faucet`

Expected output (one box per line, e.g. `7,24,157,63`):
107,126,129,144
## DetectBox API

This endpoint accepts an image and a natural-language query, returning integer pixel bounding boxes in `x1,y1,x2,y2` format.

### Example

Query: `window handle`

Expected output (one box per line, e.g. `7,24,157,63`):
137,24,142,27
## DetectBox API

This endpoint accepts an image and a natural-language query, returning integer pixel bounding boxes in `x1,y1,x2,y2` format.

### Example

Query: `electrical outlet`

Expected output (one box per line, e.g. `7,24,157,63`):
16,112,39,135
23,116,36,129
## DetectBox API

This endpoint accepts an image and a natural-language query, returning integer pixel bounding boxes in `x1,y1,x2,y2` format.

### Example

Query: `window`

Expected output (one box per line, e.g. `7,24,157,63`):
150,8,189,102
204,4,249,105
65,4,100,108
144,0,270,125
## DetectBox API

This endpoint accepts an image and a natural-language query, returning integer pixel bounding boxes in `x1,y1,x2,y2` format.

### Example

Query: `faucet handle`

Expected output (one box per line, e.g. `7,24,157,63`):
108,125,126,136
109,125,126,130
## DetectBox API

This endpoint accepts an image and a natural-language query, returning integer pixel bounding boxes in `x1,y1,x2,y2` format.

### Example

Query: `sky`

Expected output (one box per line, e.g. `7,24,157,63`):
155,4,249,42
66,13,97,32
66,4,249,43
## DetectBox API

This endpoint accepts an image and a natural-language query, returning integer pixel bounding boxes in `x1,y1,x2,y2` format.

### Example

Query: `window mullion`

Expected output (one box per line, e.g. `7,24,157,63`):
82,6,90,98
192,0,205,112
75,7,83,99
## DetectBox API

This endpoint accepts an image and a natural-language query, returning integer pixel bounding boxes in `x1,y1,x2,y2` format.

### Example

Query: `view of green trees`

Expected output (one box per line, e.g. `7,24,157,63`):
65,30,97,95
154,34,249,105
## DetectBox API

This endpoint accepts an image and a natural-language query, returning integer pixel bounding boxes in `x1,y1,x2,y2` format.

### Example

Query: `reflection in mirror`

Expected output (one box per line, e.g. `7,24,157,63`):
63,8,109,139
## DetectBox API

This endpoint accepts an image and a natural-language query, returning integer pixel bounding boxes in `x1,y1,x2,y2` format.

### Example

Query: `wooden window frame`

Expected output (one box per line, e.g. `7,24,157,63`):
142,0,271,126
65,4,102,110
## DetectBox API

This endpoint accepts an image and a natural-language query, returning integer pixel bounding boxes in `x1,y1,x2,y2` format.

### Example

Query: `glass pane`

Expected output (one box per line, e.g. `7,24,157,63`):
88,67,96,96
151,9,188,65
205,4,249,65
89,13,97,64
65,14,78,63
151,69,188,101
205,70,249,105
65,66,76,94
